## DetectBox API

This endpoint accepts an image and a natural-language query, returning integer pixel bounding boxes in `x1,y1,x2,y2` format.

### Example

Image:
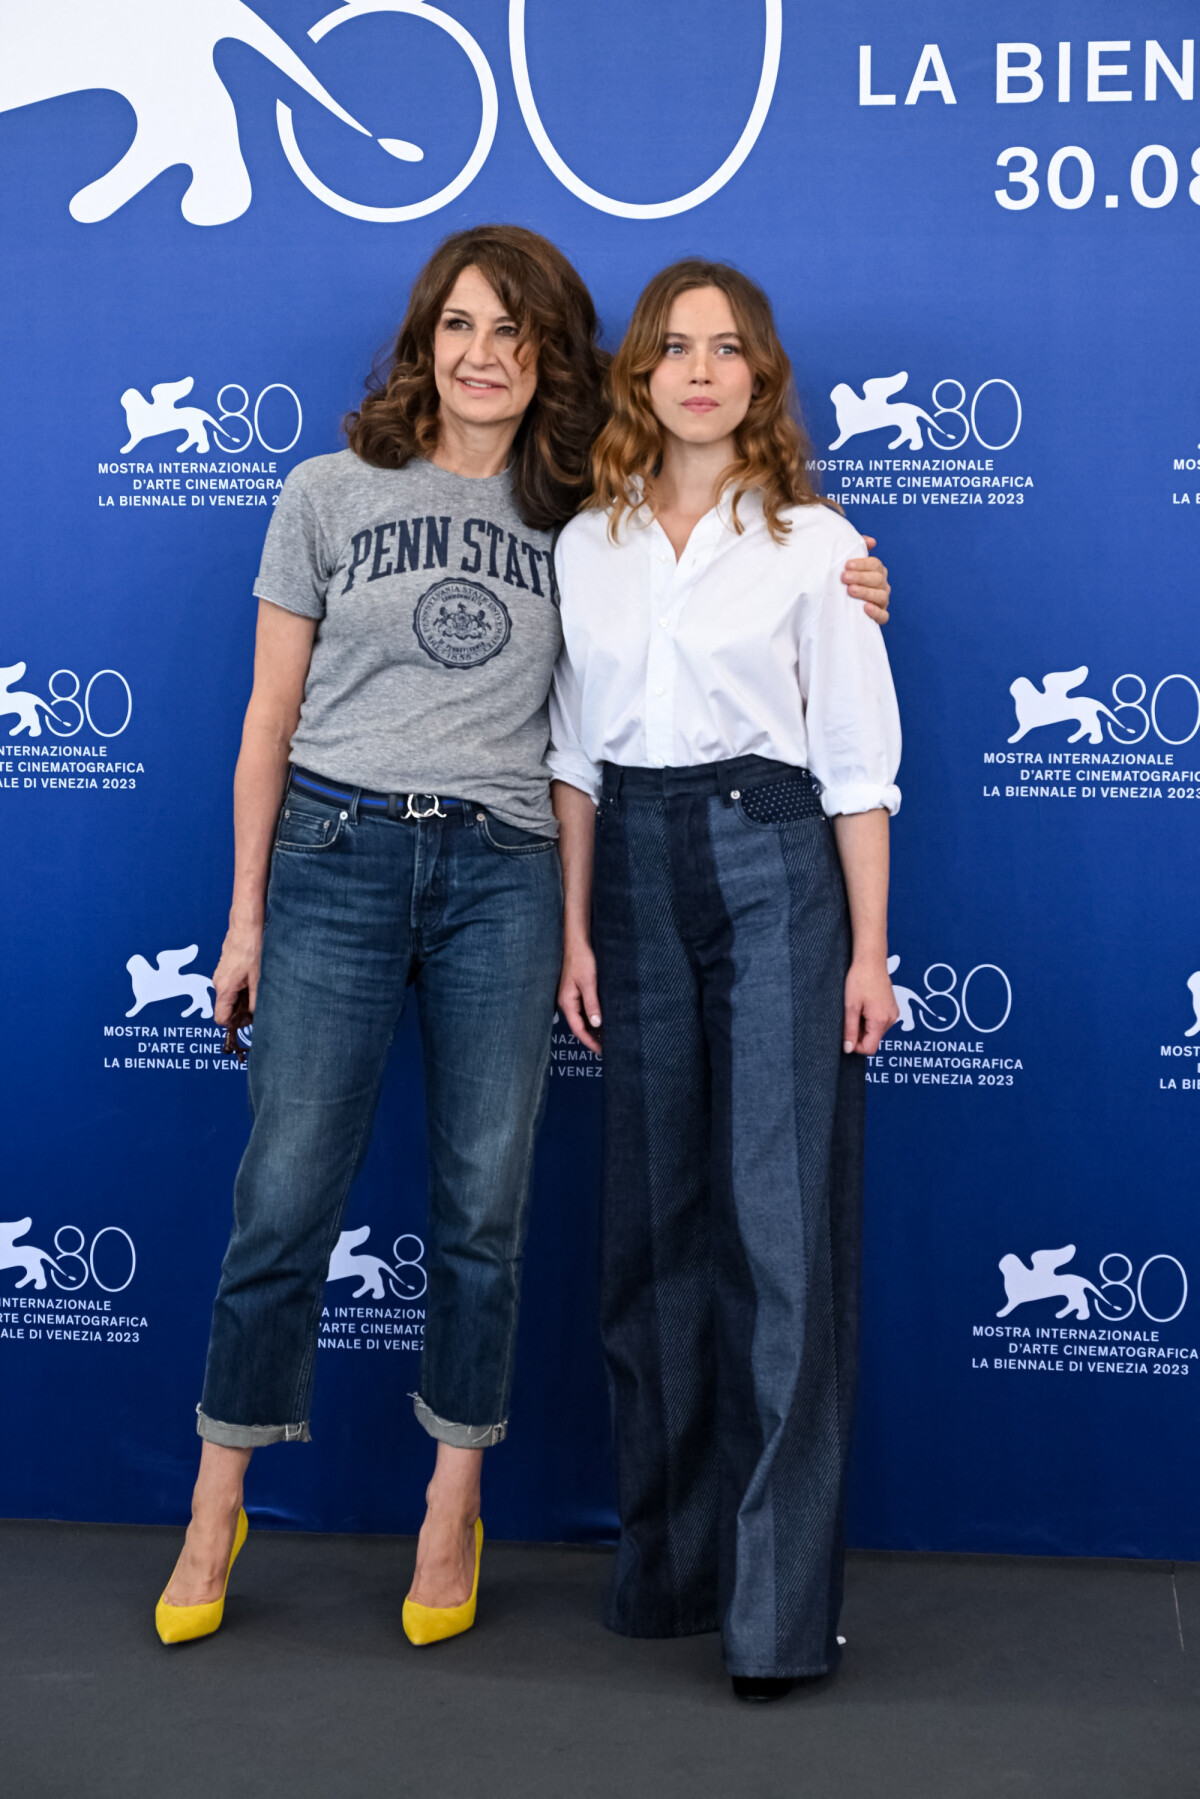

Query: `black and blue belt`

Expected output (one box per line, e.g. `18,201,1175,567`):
289,765,472,822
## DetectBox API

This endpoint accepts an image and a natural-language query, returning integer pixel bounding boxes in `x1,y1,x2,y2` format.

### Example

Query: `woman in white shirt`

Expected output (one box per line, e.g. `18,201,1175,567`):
549,262,901,1702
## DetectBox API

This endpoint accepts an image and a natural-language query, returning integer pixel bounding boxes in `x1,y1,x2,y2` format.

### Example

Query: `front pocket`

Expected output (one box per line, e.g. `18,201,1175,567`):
274,804,344,852
735,776,825,828
479,813,557,855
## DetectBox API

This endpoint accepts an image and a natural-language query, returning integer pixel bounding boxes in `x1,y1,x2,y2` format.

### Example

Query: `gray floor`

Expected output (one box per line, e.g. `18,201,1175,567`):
1,1520,1196,1799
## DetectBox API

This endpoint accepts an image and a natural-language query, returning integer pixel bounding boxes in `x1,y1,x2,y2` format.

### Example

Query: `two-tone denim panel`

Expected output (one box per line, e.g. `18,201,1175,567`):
593,756,863,1678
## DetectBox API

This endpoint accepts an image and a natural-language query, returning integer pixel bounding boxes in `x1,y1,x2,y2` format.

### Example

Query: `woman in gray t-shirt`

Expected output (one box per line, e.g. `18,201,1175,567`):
154,225,893,1652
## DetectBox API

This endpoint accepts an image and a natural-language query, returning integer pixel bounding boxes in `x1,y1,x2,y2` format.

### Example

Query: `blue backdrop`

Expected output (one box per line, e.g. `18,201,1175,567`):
2,0,1197,1558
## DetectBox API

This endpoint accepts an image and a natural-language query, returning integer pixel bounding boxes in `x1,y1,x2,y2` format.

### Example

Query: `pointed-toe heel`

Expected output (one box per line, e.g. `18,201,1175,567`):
155,1506,249,1645
402,1517,483,1646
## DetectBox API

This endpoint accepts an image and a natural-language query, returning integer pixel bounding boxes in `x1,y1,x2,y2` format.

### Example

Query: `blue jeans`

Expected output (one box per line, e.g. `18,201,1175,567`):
592,758,865,1679
198,780,562,1450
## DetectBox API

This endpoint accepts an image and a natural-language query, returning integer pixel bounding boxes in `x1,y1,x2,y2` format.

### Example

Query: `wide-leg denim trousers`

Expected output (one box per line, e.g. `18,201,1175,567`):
198,782,562,1451
593,756,865,1680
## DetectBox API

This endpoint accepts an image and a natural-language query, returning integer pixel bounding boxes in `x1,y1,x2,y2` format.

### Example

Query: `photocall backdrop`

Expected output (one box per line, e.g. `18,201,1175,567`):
2,0,1197,1558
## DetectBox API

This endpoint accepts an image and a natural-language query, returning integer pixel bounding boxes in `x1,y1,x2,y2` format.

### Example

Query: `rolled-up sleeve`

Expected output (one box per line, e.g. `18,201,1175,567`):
800,533,902,818
547,643,603,803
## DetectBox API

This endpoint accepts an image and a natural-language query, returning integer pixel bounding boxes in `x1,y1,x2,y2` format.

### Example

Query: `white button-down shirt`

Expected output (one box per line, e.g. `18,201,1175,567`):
547,491,901,818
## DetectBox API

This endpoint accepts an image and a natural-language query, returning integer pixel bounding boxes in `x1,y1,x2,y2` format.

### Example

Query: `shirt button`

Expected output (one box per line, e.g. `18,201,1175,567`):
655,686,665,697
658,553,668,564
658,618,669,629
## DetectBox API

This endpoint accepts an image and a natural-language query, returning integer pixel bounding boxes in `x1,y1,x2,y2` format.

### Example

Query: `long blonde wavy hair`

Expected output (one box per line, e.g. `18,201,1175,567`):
589,259,829,543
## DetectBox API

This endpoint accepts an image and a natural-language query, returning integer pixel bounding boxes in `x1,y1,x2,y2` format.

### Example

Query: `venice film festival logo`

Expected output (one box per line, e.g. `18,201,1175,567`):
322,1226,427,1352
125,946,215,1019
1,1217,145,1345
1001,664,1200,748
1,1219,136,1294
1,658,132,742
991,1246,1187,1326
886,954,1011,1036
983,661,1200,802
0,1217,143,1345
100,378,300,512
113,379,303,459
871,955,1017,1089
828,374,1022,455
325,1228,426,1300
817,371,1028,510
974,1245,1193,1384
102,941,252,1067
0,0,782,225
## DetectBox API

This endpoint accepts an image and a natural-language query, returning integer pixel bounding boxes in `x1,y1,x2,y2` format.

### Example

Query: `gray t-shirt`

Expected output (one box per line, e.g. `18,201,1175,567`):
255,451,561,833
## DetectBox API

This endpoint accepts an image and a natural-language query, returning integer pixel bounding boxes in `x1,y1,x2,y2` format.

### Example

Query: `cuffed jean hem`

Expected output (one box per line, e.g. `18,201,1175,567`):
196,1405,311,1448
412,1393,506,1448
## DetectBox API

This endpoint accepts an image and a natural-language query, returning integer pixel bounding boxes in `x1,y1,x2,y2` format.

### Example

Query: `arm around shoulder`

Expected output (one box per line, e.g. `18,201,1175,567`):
840,532,892,626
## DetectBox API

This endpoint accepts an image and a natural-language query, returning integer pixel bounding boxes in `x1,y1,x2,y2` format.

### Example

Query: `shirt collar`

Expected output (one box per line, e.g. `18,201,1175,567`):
716,484,764,533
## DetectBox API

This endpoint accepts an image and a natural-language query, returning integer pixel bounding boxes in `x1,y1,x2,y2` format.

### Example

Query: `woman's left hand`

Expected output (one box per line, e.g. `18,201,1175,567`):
558,934,602,1055
842,536,890,625
843,958,900,1057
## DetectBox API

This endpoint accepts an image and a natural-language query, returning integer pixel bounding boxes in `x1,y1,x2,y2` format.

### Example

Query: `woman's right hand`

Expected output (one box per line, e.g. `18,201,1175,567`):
557,934,602,1054
213,919,263,1026
212,602,316,1029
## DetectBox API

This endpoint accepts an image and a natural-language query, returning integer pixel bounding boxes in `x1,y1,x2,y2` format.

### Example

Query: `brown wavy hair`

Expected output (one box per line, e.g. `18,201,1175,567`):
344,225,608,532
589,259,828,543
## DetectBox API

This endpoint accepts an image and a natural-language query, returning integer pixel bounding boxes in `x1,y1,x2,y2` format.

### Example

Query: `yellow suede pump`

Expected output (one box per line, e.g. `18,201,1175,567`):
402,1517,483,1646
155,1506,249,1645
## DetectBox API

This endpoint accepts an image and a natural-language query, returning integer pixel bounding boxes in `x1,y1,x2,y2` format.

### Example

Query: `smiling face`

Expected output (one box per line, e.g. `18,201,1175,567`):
432,265,539,443
646,285,754,450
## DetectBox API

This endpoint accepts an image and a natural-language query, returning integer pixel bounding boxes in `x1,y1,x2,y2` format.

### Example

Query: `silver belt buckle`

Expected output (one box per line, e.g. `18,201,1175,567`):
404,793,446,821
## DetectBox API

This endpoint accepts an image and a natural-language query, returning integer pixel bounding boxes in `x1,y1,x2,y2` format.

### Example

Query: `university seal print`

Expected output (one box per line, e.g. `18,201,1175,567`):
413,579,511,669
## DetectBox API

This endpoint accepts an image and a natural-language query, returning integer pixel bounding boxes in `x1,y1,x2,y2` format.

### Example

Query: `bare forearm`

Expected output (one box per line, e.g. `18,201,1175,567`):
832,808,898,1055
552,780,597,946
832,809,890,965
228,707,295,928
212,600,314,1023
551,780,601,1051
